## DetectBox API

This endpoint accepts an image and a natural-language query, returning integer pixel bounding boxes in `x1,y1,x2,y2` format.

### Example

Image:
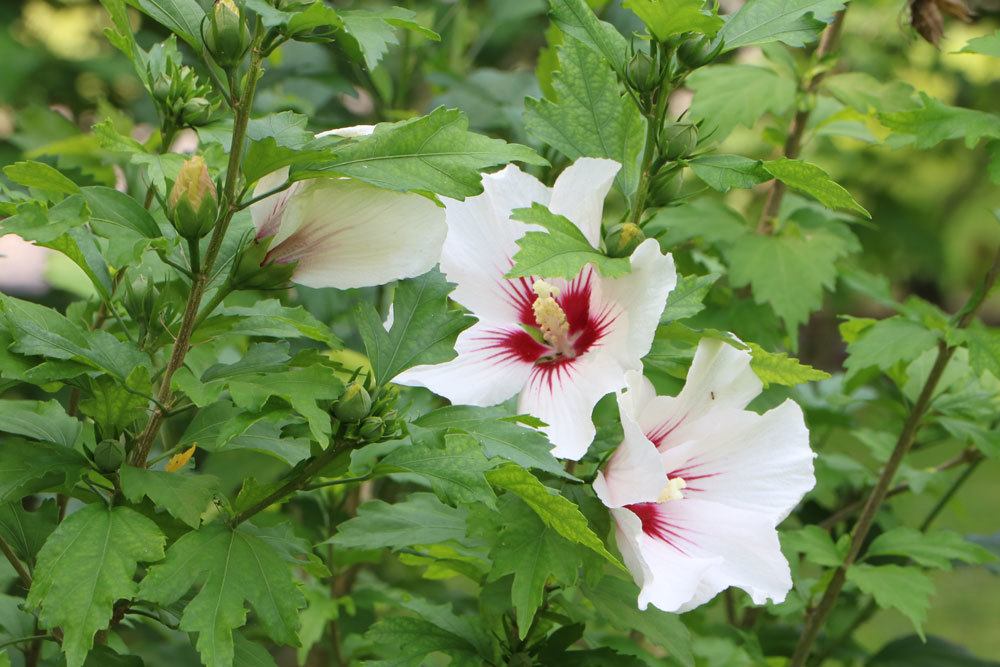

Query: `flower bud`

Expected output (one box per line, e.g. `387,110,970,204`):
230,237,297,290
182,97,214,126
204,0,250,68
649,166,683,207
168,156,218,239
605,222,646,258
625,51,659,93
677,35,725,70
358,416,385,441
658,122,698,161
94,439,126,473
333,382,372,422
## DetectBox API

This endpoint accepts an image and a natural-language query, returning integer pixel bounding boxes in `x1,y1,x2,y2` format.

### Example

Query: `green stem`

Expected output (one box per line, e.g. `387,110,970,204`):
187,237,201,275
789,246,1000,667
920,457,983,531
628,58,665,226
305,474,372,491
0,635,53,652
231,439,350,526
0,535,31,590
192,285,233,331
130,43,265,468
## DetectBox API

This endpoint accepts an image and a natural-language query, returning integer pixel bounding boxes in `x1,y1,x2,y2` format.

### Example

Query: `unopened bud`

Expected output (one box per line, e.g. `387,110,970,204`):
658,122,698,161
94,439,126,473
182,97,213,126
168,156,218,239
333,382,372,422
677,35,724,70
626,51,659,93
358,416,385,441
605,223,645,258
649,167,683,207
204,0,250,68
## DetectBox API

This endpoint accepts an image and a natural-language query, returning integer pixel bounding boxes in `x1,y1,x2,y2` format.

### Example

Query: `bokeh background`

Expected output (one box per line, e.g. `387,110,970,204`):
1,0,998,660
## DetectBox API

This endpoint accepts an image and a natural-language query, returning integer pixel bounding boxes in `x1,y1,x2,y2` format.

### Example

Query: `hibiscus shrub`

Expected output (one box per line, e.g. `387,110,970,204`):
0,0,999,666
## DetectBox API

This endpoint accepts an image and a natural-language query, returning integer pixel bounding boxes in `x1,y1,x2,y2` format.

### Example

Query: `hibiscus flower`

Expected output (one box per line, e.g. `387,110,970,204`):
593,338,815,612
394,158,676,460
248,125,447,289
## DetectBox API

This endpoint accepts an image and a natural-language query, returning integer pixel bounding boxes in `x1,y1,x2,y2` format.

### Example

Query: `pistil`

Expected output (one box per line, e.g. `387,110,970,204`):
532,280,576,358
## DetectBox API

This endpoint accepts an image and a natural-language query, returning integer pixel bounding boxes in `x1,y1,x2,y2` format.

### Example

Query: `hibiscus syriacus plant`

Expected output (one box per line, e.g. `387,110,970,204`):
1,1,998,666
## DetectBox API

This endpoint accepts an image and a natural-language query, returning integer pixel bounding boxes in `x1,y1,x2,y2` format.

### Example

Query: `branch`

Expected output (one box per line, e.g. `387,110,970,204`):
756,10,847,234
0,535,31,590
789,246,1000,666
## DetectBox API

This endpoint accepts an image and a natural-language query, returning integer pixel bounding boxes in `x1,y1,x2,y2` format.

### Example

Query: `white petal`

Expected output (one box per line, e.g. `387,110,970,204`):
593,391,668,509
249,167,302,240
394,321,536,406
439,165,551,321
610,507,720,612
315,125,376,138
594,239,676,370
659,400,814,522
549,158,620,247
268,179,446,289
517,351,624,460
665,499,793,612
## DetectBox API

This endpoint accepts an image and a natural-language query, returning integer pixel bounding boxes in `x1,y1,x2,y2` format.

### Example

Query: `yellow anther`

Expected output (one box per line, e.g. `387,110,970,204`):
657,477,686,503
532,280,575,357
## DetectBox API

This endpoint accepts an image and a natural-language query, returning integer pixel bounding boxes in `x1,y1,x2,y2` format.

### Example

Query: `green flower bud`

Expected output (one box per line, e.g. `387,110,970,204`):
152,74,172,103
168,156,218,240
333,382,372,422
649,166,683,207
230,237,297,290
94,439,126,473
677,35,725,70
204,0,250,68
605,222,646,258
358,416,385,441
658,122,698,161
625,51,659,93
181,97,214,126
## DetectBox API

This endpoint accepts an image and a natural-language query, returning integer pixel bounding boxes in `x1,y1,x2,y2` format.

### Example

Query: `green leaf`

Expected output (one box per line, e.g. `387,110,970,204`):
726,229,851,331
687,65,795,141
581,576,693,667
965,326,1000,381
488,495,580,636
523,37,645,200
0,439,87,503
139,524,306,667
243,138,328,185
688,154,769,192
295,108,545,199
662,272,719,323
414,405,568,478
223,300,338,346
328,493,469,550
42,226,115,303
0,198,89,244
548,0,629,72
79,367,152,436
866,528,996,570
846,564,933,637
365,615,480,666
623,0,722,40
762,159,870,218
338,7,438,70
119,466,220,528
782,525,843,567
869,634,1000,667
844,316,938,381
80,185,161,239
822,72,918,115
378,433,496,508
718,0,845,52
486,463,622,567
880,93,1000,149
0,499,58,567
228,366,343,446
126,0,206,51
355,269,472,386
507,203,630,279
3,160,80,196
0,399,81,447
748,343,830,387
960,30,1000,57
27,504,166,667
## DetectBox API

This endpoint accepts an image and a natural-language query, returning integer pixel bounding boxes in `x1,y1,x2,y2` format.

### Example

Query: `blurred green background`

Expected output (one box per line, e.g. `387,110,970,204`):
0,0,998,660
